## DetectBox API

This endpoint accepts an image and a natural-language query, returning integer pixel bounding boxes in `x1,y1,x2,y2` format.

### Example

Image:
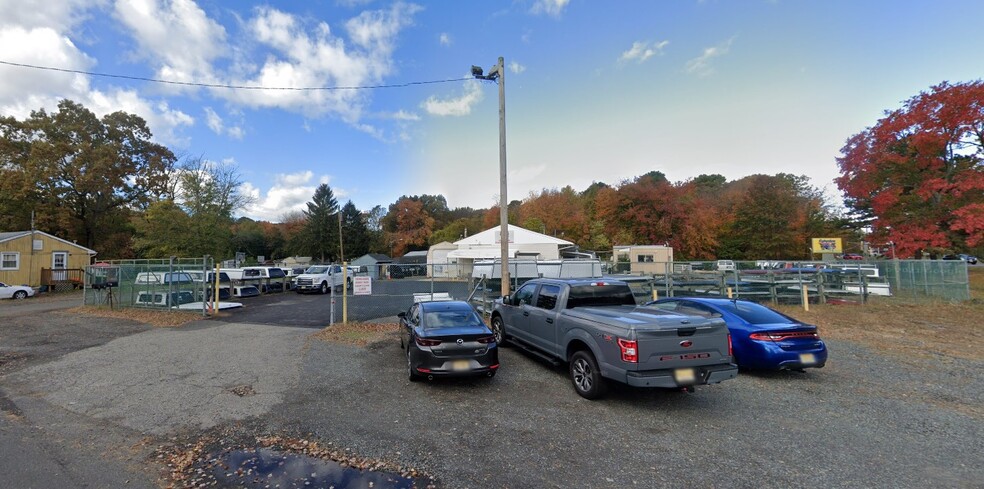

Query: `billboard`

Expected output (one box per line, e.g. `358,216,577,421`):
811,238,843,254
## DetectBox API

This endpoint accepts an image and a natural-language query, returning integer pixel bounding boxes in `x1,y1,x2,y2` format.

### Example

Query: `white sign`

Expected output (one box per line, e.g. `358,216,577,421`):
353,276,372,295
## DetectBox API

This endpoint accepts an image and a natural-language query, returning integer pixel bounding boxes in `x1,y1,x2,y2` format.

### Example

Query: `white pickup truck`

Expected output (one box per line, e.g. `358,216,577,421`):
294,264,350,294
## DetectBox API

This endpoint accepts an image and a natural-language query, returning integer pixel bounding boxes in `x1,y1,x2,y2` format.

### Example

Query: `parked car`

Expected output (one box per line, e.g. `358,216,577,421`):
398,300,499,382
0,282,35,300
646,297,827,371
840,253,864,260
958,254,978,265
715,260,736,271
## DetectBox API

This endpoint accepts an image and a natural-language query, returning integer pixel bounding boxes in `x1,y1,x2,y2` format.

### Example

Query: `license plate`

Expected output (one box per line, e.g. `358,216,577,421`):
451,360,471,371
674,368,696,383
799,353,816,365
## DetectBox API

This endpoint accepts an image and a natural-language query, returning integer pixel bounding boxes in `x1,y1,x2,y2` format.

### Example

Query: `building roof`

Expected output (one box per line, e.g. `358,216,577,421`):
352,253,393,264
0,230,97,254
454,224,573,247
397,250,428,264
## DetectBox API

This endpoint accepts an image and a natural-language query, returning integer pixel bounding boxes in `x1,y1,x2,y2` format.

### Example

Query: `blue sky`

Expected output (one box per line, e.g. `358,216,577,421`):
1,0,981,221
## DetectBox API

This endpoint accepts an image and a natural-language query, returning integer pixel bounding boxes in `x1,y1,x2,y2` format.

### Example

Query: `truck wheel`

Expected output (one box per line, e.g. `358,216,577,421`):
570,350,607,400
407,347,420,382
319,282,328,294
490,316,507,346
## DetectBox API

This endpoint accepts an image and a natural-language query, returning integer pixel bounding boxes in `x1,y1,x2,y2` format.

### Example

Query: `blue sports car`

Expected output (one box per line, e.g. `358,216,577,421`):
646,298,827,371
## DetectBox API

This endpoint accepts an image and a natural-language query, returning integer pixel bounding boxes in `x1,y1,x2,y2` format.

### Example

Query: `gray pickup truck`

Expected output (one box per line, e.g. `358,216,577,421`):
490,278,737,399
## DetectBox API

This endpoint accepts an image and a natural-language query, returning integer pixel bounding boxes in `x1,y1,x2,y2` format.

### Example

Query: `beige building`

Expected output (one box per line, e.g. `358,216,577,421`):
612,245,674,275
0,230,97,287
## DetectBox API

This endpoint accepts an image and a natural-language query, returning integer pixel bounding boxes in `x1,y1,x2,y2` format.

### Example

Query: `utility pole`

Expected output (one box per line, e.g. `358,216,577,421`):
472,57,509,297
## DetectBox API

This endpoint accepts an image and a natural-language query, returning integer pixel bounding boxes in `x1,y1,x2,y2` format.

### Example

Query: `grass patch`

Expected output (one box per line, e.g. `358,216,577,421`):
310,322,400,347
64,306,203,328
776,299,983,362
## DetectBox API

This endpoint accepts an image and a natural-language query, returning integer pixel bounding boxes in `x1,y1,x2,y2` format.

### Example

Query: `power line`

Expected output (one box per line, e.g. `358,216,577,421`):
0,59,472,91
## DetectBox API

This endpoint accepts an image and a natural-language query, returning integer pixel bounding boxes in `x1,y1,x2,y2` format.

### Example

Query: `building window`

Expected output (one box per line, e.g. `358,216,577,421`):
1,252,19,270
637,255,654,263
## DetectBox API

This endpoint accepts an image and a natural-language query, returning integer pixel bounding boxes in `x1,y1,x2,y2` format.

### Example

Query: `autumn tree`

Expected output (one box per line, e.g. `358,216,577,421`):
837,80,984,256
387,197,435,257
517,186,589,244
0,100,175,256
279,210,309,257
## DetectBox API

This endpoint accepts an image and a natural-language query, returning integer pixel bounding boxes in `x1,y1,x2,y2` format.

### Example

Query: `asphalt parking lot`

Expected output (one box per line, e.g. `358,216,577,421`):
0,294,981,488
226,278,472,326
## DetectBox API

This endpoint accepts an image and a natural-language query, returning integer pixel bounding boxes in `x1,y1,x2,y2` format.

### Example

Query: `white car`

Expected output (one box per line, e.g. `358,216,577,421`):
0,282,36,300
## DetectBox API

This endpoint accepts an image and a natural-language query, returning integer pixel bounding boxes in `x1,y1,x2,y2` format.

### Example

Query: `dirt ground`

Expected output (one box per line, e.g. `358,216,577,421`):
776,266,983,363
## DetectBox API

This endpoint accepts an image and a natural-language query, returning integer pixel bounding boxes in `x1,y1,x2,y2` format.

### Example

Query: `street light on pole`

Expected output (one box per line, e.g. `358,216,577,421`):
472,57,510,298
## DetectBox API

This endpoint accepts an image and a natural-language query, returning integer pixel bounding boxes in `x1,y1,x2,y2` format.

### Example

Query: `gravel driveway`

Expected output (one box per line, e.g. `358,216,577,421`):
1,301,980,488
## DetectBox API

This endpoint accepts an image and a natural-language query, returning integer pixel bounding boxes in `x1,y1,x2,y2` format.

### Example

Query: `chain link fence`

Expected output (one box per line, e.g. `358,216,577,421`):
606,259,970,304
83,258,216,314
82,258,971,320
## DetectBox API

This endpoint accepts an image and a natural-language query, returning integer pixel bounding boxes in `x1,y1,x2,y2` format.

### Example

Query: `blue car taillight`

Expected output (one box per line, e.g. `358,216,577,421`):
477,336,496,344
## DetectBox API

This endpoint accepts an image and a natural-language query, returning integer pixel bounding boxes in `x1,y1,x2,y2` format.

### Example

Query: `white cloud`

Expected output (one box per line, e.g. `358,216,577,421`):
112,0,228,89
685,37,734,76
0,2,196,146
421,79,484,117
0,0,104,31
385,110,420,121
619,40,669,64
439,32,451,46
509,61,526,74
204,107,223,133
214,3,420,122
530,0,570,17
242,171,343,221
202,106,245,139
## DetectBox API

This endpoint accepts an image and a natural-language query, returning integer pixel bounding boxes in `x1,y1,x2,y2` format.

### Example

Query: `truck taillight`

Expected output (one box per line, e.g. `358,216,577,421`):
728,334,733,357
617,338,638,363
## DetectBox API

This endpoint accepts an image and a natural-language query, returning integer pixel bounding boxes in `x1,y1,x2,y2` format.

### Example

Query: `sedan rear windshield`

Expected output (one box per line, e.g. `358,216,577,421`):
716,302,794,325
423,309,484,329
566,284,636,309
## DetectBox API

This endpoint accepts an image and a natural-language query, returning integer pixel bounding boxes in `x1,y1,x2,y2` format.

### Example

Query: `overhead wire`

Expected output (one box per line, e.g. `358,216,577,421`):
0,59,473,91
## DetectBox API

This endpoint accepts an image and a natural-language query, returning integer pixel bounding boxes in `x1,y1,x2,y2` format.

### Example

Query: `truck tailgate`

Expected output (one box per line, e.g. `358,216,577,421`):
625,309,731,370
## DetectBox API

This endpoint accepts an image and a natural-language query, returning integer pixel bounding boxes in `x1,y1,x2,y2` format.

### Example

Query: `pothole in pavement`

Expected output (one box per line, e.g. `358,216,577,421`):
229,384,256,397
162,434,436,488
200,447,429,488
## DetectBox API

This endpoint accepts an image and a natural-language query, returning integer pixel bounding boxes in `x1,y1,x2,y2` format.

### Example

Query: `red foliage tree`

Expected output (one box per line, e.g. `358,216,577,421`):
837,81,984,256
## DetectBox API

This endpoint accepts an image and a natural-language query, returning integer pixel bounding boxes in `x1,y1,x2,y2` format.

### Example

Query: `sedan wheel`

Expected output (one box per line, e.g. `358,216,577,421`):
13,290,28,300
407,346,420,382
570,350,607,400
491,316,506,345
